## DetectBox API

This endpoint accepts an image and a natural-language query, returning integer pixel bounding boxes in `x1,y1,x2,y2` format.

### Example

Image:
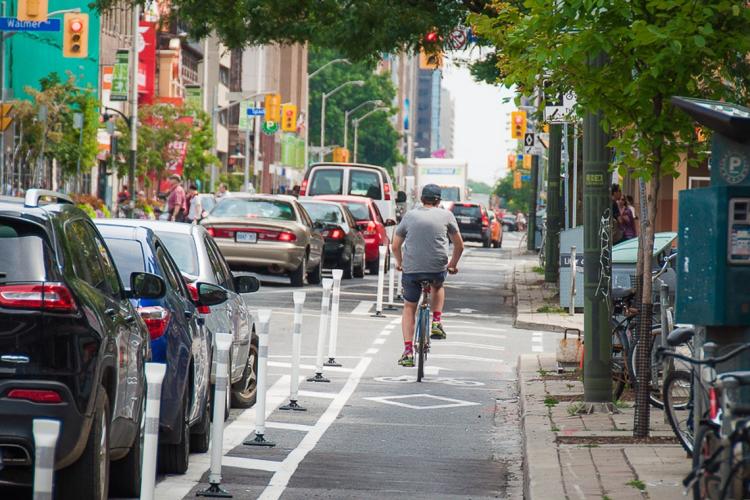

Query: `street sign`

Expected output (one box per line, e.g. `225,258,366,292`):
521,175,531,181
0,17,60,31
524,132,544,155
247,107,264,117
262,120,279,135
524,133,535,148
544,90,577,123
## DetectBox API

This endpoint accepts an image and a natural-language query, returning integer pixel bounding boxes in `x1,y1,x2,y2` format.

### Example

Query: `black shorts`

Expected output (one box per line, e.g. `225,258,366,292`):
401,272,447,303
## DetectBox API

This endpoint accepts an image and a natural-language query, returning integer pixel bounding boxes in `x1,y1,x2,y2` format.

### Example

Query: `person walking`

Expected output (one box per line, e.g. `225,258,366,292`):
215,182,229,200
617,195,637,241
611,183,625,244
186,184,201,224
166,174,187,222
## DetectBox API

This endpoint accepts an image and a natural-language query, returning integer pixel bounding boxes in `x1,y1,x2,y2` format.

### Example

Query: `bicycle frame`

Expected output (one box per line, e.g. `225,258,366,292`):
415,283,431,383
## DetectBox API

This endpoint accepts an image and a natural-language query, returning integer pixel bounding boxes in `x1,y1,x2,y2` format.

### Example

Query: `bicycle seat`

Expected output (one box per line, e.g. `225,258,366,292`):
717,371,750,386
667,327,695,347
612,287,635,302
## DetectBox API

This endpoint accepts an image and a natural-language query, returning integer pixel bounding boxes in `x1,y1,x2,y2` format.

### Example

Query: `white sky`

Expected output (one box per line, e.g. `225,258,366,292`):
440,53,516,184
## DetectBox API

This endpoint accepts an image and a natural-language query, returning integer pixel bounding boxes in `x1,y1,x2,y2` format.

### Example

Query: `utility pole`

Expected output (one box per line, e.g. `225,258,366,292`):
545,123,562,282
128,3,139,203
527,155,539,251
582,52,612,404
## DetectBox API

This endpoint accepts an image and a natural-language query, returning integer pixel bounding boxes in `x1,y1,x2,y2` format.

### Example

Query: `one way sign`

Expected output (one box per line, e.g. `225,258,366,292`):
524,133,534,147
524,132,542,154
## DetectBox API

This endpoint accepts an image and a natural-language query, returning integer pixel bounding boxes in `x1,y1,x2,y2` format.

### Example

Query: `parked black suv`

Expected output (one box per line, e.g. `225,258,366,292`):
0,190,165,499
449,201,492,247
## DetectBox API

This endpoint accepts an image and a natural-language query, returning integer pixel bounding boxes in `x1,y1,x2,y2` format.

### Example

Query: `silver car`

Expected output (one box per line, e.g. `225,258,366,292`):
100,219,261,408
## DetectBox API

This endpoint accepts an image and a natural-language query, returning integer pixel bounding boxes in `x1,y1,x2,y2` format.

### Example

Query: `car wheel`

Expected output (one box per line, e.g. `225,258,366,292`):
354,252,365,278
343,248,355,279
307,258,322,285
189,393,211,453
482,235,491,248
290,258,307,287
109,394,145,497
158,386,190,474
58,386,109,500
231,341,258,408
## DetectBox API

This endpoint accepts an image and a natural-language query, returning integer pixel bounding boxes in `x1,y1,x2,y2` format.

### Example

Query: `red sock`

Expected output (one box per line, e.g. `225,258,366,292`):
432,311,442,323
404,341,413,353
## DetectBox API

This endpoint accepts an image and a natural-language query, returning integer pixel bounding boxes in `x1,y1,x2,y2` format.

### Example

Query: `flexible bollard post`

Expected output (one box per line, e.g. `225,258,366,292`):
32,419,60,500
281,292,307,410
308,279,332,382
384,252,398,310
197,333,234,498
325,269,343,367
244,309,275,447
141,362,167,500
396,268,403,300
371,246,387,317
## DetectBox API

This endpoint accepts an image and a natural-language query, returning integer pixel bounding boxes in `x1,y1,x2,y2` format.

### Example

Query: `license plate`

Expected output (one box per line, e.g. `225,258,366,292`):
458,216,472,224
235,232,257,243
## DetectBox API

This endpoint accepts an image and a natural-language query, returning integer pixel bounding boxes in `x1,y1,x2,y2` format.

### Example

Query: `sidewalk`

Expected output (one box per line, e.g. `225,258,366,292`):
519,353,691,500
513,252,584,333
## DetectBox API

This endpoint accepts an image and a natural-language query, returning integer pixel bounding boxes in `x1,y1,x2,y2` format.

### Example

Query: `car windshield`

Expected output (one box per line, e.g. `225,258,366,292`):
349,170,381,198
451,205,481,218
154,231,199,275
104,238,146,289
0,221,53,282
441,187,461,201
343,201,371,221
211,198,296,221
199,195,216,213
308,169,343,195
300,202,344,224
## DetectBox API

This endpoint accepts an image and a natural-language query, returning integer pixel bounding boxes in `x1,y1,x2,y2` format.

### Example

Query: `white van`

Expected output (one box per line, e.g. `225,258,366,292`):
300,163,404,223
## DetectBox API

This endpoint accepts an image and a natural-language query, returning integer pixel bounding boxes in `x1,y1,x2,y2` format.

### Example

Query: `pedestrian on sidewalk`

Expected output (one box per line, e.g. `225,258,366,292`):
166,174,187,222
611,183,625,244
617,195,637,241
185,184,201,224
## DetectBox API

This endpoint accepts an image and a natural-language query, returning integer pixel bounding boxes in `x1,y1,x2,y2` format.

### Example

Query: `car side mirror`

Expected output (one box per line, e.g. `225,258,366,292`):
384,219,397,227
396,191,407,203
196,282,229,306
234,274,260,294
130,272,166,299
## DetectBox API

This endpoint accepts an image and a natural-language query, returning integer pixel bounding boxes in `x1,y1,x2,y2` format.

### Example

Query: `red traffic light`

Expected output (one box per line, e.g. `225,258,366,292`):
70,19,83,32
425,31,438,43
514,115,524,125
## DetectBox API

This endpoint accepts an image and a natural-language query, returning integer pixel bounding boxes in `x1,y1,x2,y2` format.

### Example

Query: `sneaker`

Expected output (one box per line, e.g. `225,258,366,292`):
398,351,414,367
430,321,446,339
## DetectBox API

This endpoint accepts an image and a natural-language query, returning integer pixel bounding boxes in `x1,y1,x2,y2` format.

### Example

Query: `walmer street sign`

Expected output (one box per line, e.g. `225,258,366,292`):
247,107,265,117
0,17,60,32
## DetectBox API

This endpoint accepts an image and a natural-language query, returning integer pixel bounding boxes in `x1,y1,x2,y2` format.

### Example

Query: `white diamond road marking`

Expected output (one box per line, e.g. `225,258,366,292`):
363,393,480,410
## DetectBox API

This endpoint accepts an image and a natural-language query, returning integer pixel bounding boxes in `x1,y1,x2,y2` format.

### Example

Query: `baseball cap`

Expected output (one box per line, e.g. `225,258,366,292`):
421,184,442,200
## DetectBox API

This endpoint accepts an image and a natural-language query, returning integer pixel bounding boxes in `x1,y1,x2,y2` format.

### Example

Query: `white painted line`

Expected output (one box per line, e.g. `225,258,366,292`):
532,345,544,352
297,390,338,399
429,354,505,363
383,324,395,330
435,341,505,352
379,330,391,337
363,393,480,410
424,366,440,376
448,332,507,340
374,338,386,345
265,421,315,432
222,456,282,472
153,375,290,499
365,347,379,355
258,357,373,499
390,317,402,325
444,324,511,332
270,355,362,359
351,301,374,315
268,361,354,373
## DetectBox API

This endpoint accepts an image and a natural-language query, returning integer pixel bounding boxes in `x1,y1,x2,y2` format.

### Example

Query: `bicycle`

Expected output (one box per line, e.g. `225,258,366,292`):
414,281,432,382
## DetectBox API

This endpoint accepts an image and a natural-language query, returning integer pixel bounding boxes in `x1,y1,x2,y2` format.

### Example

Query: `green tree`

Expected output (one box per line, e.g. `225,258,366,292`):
183,106,220,185
494,171,530,214
468,179,493,194
309,47,401,171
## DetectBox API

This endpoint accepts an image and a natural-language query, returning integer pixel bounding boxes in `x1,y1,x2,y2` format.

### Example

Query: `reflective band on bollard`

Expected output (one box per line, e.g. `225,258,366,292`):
32,419,60,500
308,279,332,383
281,292,307,410
325,270,343,367
197,332,234,498
244,309,275,447
372,246,387,317
141,362,167,500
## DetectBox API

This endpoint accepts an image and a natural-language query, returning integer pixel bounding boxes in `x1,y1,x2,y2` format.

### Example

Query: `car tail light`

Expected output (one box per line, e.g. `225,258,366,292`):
463,203,473,207
300,179,308,196
210,227,297,242
186,283,211,314
7,389,62,404
384,183,391,201
359,220,377,236
138,306,171,341
0,283,77,312
709,387,719,420
206,227,215,237
323,228,344,240
278,231,296,242
482,214,489,227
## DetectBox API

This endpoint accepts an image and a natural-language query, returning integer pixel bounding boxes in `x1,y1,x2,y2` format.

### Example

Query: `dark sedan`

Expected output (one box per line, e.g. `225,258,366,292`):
299,199,366,279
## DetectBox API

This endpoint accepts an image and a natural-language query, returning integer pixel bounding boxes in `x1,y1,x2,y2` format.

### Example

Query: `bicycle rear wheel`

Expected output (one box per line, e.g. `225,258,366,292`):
416,308,428,382
663,370,694,455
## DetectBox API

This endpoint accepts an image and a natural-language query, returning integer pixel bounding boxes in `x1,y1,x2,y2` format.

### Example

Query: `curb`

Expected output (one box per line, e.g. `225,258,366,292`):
513,318,568,333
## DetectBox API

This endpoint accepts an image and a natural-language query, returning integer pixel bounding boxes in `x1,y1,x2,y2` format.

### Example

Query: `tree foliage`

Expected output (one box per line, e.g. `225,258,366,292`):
308,47,401,170
183,106,220,184
468,179,493,194
494,171,530,214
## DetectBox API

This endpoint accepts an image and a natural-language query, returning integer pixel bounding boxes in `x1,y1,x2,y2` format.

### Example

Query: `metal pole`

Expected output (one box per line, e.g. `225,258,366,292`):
140,362,166,500
244,309,275,446
572,123,579,227
545,123,562,283
129,3,140,203
563,122,570,229
253,114,261,186
343,110,349,152
308,279,332,382
210,94,218,192
320,94,326,162
0,1,5,195
569,245,577,316
32,419,60,500
582,52,612,403
353,121,359,163
75,118,84,193
244,128,251,192
281,292,307,410
527,155,539,251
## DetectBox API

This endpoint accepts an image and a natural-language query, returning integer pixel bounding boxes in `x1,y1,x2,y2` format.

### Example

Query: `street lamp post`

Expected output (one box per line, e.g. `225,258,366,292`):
306,59,350,168
352,106,388,163
320,80,365,162
344,100,382,152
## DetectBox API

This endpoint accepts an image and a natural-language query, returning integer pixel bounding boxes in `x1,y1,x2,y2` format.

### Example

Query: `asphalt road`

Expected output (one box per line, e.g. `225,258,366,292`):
153,232,559,499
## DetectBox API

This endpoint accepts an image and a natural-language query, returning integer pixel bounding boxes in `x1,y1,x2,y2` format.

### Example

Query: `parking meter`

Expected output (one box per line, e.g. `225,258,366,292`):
671,97,750,372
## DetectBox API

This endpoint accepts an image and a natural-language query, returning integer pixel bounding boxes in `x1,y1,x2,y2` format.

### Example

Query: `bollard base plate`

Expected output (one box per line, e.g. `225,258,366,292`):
371,311,387,318
280,400,307,411
307,373,330,383
197,483,232,498
324,358,342,367
243,433,276,447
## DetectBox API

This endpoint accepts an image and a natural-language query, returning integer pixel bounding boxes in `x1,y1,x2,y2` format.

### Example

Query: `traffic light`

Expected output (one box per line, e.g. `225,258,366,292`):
63,13,89,58
281,104,297,132
508,154,516,171
419,49,443,70
332,147,350,163
513,171,522,189
523,154,532,170
264,93,281,123
510,111,527,139
17,0,48,21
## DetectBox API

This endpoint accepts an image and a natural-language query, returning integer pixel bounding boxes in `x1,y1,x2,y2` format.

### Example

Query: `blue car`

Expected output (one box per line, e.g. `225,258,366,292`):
95,222,223,474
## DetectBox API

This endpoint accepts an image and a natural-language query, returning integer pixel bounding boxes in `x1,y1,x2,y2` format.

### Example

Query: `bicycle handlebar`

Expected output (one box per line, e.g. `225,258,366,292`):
657,342,750,367
652,252,677,282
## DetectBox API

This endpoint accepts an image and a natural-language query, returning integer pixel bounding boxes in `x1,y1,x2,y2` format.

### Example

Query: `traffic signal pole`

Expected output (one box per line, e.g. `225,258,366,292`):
582,52,612,404
527,155,539,251
129,2,139,203
545,124,562,282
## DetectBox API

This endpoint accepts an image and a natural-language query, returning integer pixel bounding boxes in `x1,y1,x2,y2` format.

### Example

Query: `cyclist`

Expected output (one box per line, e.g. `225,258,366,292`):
392,184,464,367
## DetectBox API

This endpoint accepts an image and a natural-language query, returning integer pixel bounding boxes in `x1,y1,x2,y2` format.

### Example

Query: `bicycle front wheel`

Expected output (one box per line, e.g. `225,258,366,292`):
416,309,429,382
663,370,694,456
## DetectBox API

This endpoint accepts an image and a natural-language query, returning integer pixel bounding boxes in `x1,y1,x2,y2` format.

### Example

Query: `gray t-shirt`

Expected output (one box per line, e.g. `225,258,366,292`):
395,206,459,274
